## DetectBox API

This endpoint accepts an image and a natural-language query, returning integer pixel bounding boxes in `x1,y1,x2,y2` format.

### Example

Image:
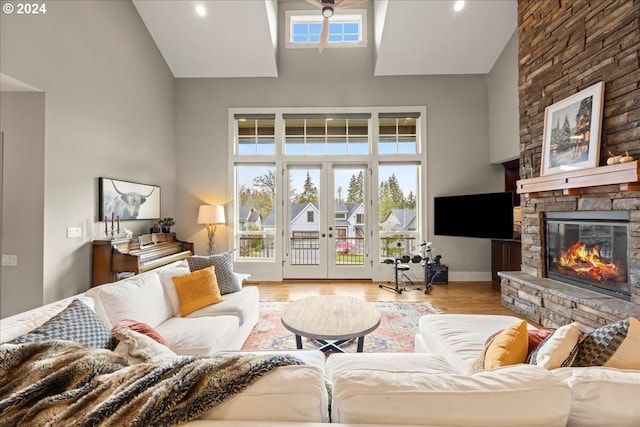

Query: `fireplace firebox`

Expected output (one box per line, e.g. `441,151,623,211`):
545,211,630,300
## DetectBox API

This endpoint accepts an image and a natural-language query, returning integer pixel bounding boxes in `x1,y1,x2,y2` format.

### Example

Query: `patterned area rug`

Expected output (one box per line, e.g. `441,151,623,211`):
242,301,443,353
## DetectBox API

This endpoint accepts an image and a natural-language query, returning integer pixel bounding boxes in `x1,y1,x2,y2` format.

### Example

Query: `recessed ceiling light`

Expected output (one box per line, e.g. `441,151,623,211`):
195,4,206,17
453,1,465,12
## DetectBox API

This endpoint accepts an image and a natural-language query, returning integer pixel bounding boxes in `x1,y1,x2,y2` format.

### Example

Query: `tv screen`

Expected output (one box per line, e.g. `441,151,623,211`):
434,191,514,239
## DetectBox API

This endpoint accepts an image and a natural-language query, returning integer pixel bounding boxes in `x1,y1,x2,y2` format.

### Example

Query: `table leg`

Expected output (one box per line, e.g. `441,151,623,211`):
357,336,365,352
295,334,303,349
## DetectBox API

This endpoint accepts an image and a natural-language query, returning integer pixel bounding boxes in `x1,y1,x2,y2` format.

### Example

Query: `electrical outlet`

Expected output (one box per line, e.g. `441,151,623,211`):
2,255,18,267
66,227,82,238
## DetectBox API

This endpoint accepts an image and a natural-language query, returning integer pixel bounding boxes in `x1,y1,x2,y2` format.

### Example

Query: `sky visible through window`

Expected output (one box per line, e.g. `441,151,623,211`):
292,22,360,44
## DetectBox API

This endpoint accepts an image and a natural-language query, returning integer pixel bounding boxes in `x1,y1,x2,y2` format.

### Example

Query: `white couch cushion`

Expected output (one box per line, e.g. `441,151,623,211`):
552,366,640,427
86,271,173,329
187,285,259,325
325,352,456,382
158,263,191,316
416,313,530,372
155,316,239,356
330,363,571,426
158,264,252,318
198,351,329,423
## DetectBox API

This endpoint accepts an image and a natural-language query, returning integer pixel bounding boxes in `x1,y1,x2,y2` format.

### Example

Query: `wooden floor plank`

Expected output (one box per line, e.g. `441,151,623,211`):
247,280,522,317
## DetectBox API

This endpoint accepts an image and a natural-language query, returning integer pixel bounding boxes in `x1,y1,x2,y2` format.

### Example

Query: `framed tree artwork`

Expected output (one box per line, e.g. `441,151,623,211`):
540,81,604,176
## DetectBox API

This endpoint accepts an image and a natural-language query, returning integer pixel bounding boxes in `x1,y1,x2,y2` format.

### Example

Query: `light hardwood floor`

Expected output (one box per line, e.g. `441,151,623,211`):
247,279,523,318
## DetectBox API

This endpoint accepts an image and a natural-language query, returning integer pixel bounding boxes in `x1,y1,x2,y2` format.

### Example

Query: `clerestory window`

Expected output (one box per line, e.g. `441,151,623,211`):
285,10,367,50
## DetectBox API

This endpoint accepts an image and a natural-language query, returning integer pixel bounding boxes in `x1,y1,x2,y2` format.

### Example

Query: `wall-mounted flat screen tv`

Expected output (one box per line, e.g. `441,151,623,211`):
434,191,514,239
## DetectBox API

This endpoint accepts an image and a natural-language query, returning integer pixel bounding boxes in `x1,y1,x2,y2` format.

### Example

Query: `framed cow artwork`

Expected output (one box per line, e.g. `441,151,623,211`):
98,177,161,221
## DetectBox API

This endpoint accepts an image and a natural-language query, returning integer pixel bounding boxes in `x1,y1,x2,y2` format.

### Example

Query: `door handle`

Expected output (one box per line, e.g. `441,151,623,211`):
321,233,326,237
329,234,333,238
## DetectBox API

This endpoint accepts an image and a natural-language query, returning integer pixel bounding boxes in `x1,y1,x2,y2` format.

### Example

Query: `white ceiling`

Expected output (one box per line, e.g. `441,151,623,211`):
1,0,517,89
133,0,518,78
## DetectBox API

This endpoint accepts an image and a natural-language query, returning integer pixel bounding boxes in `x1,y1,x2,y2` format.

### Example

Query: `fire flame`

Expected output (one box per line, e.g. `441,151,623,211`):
557,241,620,282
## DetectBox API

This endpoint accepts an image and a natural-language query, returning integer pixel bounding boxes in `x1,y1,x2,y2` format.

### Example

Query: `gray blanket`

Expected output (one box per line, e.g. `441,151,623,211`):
0,340,304,426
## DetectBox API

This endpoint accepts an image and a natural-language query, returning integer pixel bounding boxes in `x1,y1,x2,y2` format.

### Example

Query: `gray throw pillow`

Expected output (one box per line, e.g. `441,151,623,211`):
187,252,241,295
10,299,114,349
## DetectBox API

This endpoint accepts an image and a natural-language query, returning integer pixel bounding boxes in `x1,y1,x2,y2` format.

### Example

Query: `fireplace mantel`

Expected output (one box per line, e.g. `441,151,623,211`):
517,160,639,197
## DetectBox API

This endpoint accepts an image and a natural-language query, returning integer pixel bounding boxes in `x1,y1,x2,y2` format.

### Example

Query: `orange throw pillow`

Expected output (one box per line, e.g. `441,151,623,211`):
172,266,223,316
482,320,529,370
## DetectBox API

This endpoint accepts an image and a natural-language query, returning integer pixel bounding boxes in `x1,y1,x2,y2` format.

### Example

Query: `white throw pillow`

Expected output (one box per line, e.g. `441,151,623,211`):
528,321,581,369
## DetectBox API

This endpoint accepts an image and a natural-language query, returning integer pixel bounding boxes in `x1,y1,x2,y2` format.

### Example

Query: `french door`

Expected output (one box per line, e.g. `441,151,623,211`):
283,162,371,279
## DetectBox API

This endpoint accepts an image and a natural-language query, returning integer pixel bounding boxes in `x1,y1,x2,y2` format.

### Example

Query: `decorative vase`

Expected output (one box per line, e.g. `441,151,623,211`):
161,226,170,233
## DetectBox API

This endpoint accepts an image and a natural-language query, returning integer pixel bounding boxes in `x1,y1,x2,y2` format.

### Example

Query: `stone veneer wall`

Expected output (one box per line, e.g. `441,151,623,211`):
499,0,640,330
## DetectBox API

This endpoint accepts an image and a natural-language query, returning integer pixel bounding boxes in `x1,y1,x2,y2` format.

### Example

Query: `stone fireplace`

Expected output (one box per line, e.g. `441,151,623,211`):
499,0,640,332
499,178,640,332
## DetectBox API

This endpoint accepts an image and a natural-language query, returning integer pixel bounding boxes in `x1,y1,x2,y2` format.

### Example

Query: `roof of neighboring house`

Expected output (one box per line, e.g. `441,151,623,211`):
335,202,363,219
382,209,417,231
238,206,262,223
290,203,319,222
263,208,276,226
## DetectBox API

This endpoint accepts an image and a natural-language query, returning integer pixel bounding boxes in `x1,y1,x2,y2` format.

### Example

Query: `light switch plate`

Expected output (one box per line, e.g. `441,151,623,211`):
2,255,18,267
67,227,82,238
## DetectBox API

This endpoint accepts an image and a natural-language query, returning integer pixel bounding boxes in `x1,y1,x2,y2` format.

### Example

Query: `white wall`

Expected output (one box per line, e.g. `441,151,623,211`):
488,30,520,164
0,1,175,314
0,93,45,317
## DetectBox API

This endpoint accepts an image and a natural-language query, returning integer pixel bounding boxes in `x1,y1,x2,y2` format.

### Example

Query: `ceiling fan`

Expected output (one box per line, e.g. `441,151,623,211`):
305,0,368,53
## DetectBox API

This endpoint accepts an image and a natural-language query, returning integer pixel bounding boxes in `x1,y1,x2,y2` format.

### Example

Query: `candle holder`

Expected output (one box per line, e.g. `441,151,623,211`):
105,225,120,240
104,213,121,240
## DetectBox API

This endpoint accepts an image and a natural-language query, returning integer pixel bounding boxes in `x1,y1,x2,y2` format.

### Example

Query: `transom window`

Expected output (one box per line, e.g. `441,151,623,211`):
379,113,419,155
284,113,370,155
236,114,275,156
285,10,367,49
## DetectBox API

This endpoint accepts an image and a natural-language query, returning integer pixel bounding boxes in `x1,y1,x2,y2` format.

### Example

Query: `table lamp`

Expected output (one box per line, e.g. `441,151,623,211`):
197,205,225,255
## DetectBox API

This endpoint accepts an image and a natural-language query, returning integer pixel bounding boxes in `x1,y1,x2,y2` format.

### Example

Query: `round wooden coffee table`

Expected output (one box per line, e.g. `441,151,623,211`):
281,295,381,352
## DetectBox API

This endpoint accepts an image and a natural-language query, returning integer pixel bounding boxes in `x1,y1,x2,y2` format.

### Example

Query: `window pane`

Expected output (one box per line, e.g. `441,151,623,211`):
293,23,307,35
284,117,369,156
236,118,275,156
378,116,418,155
344,23,358,34
378,164,419,258
235,165,276,260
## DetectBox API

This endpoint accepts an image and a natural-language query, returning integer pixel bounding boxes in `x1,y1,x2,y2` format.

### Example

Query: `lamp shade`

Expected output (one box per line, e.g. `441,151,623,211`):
197,205,225,225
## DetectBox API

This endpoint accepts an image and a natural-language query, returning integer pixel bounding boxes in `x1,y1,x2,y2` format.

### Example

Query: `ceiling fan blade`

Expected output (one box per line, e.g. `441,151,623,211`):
334,0,368,9
318,16,329,53
305,0,323,9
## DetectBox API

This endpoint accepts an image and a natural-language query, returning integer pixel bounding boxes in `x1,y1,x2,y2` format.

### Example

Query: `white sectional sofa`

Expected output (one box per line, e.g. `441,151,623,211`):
2,266,639,426
0,260,332,425
323,313,639,426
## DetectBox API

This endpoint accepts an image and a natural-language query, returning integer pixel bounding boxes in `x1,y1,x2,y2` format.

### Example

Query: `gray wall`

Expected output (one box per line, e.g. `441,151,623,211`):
0,93,45,317
488,31,520,164
174,1,517,280
0,1,176,315
0,0,520,314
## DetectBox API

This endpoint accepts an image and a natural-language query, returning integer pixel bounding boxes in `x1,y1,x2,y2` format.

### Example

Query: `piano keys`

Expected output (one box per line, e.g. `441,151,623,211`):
92,232,193,287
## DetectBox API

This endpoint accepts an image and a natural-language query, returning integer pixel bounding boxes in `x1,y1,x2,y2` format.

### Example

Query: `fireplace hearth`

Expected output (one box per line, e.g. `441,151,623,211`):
545,211,630,300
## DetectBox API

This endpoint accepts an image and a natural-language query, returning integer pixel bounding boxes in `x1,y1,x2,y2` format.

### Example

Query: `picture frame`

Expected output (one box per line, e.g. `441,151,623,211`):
98,177,161,221
540,81,604,176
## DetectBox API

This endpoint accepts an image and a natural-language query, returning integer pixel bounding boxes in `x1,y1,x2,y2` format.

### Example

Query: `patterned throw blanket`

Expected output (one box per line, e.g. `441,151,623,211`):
0,340,304,426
